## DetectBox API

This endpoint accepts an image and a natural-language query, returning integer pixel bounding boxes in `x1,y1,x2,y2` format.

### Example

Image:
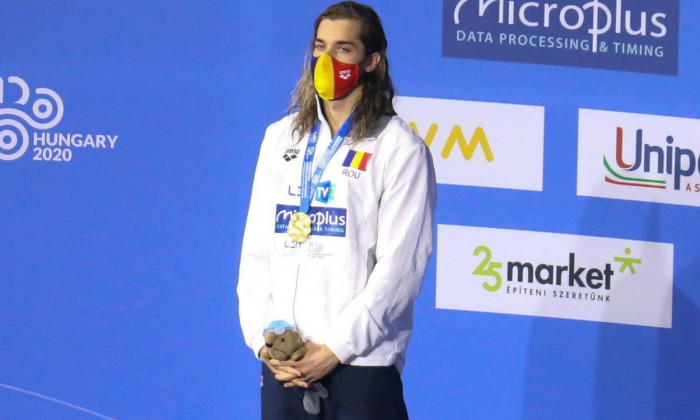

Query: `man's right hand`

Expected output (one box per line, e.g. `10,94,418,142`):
260,346,308,388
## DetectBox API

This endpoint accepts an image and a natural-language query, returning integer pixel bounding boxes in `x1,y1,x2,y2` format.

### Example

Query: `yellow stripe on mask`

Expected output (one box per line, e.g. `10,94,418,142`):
314,53,336,100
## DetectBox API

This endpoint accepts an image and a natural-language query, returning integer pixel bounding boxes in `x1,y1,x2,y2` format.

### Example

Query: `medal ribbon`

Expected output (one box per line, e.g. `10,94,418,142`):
299,116,354,214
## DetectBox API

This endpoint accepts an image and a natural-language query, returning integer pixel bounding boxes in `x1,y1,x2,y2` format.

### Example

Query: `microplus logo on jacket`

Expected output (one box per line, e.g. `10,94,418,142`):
274,204,347,237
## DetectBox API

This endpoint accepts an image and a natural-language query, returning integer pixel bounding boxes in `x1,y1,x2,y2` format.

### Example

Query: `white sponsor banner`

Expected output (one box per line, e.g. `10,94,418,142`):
436,225,674,328
578,108,700,207
395,96,544,191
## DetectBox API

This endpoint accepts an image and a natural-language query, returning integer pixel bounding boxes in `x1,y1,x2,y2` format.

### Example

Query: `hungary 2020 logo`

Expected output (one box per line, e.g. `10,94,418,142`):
0,75,119,163
0,76,64,161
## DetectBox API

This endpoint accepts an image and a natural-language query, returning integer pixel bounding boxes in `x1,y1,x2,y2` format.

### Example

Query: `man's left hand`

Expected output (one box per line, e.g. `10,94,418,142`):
269,341,340,388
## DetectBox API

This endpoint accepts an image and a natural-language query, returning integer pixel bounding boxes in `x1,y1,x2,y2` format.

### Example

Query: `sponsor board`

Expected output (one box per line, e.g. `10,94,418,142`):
443,0,680,75
395,96,544,191
578,109,700,207
436,224,673,328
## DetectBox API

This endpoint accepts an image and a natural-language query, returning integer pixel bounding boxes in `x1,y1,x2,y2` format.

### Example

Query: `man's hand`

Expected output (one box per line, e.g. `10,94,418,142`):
260,346,306,387
268,342,340,388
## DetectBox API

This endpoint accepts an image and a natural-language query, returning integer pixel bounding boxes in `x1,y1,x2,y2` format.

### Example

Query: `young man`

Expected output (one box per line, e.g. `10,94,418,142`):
238,2,436,418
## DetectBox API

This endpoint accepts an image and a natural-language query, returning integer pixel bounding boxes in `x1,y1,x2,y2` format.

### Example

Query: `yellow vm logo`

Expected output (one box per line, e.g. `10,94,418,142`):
409,122,494,161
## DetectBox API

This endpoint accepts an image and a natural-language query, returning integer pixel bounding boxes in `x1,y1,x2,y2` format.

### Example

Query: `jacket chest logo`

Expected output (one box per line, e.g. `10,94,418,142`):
341,150,372,179
282,148,300,161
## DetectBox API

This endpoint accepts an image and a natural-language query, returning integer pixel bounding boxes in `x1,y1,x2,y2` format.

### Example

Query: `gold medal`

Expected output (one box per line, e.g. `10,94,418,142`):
287,212,312,243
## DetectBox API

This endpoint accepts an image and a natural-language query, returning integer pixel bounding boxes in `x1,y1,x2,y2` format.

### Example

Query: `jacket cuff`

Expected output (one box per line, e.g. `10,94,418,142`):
252,335,267,359
327,337,355,364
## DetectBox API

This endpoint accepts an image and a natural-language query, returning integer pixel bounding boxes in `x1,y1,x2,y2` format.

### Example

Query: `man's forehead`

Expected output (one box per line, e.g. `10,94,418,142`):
315,18,364,43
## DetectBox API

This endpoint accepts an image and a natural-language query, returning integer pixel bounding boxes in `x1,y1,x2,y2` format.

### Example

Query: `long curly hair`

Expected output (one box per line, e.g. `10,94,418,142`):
289,1,396,142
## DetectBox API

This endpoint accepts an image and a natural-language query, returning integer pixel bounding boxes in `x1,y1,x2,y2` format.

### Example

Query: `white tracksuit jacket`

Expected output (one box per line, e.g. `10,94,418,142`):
237,107,436,372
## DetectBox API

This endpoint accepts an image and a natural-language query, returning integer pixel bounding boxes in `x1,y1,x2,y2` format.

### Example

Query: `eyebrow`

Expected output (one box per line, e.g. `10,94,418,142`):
315,38,358,48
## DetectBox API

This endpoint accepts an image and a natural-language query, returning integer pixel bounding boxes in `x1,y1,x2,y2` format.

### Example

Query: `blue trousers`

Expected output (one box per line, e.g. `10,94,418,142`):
261,363,409,419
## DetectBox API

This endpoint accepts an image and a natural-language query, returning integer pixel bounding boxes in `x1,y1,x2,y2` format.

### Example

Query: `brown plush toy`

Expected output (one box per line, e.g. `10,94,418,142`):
262,326,307,362
261,320,328,415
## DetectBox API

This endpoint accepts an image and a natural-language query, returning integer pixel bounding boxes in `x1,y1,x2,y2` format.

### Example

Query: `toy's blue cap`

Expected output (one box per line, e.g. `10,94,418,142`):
263,320,294,337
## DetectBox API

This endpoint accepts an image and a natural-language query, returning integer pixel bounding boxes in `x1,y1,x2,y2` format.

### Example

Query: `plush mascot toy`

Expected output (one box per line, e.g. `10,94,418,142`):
262,320,329,415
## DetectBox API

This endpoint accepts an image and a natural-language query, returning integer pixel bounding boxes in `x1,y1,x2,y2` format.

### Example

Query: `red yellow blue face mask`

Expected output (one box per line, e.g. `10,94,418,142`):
311,53,362,100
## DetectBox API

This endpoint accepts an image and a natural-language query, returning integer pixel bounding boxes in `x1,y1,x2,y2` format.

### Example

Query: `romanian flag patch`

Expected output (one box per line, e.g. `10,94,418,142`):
342,150,372,171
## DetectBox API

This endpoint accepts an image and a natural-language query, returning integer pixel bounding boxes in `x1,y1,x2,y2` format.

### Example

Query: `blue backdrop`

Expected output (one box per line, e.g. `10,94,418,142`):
1,1,698,419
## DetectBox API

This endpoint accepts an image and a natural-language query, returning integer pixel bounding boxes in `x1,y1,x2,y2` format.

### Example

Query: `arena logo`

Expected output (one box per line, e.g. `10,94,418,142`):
395,96,544,191
274,204,347,238
443,0,680,75
578,109,700,208
0,76,119,163
436,225,673,328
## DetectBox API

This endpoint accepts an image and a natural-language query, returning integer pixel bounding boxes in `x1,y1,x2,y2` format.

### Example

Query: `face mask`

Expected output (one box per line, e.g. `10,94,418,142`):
311,52,362,100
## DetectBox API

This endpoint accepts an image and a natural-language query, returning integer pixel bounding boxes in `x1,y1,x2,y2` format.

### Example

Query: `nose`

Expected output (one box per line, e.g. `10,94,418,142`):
265,341,273,348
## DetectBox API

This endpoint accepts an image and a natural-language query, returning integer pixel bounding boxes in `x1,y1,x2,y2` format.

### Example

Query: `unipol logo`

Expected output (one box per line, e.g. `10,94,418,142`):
578,109,700,208
443,0,680,74
0,76,63,161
